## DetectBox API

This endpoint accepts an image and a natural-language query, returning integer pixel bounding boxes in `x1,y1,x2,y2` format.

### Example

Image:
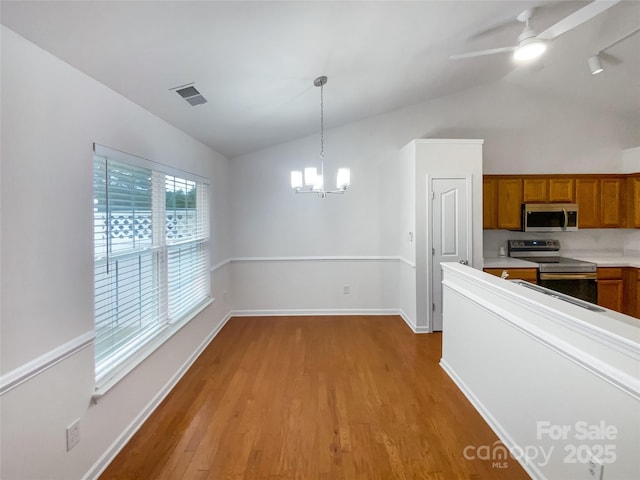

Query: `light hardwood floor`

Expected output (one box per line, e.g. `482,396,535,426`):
100,316,530,479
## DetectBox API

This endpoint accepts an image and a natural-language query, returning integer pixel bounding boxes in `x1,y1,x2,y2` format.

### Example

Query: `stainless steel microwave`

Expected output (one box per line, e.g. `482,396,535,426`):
521,203,578,232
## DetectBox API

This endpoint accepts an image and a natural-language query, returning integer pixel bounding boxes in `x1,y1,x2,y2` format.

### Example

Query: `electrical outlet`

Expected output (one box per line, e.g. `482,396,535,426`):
66,419,80,451
587,455,604,480
343,285,350,294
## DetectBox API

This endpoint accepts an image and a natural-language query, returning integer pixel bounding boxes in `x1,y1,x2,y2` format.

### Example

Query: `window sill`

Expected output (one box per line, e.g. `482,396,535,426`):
92,297,214,402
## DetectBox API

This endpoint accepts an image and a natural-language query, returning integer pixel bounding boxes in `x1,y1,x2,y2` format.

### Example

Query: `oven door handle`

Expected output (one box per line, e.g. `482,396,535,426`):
563,208,568,230
539,273,597,281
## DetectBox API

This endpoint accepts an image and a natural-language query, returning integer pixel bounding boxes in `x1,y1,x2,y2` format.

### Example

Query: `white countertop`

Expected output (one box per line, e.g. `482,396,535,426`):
484,254,640,269
562,254,640,268
483,257,538,269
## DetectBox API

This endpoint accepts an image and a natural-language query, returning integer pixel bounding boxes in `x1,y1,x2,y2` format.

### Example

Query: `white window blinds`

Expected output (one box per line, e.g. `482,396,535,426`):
93,145,210,382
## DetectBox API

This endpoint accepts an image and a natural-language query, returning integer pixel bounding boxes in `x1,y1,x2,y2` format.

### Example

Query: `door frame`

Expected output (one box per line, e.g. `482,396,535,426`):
426,174,474,332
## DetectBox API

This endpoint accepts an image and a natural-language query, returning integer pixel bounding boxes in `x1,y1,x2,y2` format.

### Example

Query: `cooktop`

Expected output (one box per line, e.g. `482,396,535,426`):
507,239,597,274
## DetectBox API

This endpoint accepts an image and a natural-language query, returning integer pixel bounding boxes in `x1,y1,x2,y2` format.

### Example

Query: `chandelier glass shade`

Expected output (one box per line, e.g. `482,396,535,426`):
290,76,350,198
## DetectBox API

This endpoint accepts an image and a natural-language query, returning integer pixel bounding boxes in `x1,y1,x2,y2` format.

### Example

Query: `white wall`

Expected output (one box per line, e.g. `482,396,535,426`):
229,76,637,319
228,104,406,319
391,142,417,325
625,230,640,255
0,26,232,480
622,146,640,173
413,140,484,330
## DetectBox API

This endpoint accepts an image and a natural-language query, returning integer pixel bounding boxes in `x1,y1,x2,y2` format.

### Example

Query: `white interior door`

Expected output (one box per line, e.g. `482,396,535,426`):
431,178,471,331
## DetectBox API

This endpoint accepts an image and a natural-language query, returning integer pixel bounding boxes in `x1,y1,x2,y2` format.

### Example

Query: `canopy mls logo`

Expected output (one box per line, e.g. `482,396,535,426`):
462,420,618,469
462,441,553,469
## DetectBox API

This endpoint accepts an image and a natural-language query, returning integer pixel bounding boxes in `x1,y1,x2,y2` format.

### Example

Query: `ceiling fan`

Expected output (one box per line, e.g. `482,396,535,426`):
451,0,621,62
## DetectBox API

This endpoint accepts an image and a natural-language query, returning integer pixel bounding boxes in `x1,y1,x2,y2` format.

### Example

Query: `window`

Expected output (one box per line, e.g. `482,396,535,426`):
93,144,210,383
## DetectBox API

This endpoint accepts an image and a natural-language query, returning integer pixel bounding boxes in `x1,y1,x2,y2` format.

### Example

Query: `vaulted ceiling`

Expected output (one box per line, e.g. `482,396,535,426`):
2,1,638,158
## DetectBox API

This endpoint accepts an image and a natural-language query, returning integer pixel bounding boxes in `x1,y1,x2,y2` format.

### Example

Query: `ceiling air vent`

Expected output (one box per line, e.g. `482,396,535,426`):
173,84,208,106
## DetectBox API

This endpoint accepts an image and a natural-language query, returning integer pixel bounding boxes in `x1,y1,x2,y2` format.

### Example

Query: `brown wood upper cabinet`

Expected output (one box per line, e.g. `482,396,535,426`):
628,174,640,228
523,178,547,202
575,178,600,228
600,177,626,228
497,178,523,230
483,177,522,230
483,177,498,229
548,178,575,202
484,174,636,229
575,176,626,228
523,177,576,203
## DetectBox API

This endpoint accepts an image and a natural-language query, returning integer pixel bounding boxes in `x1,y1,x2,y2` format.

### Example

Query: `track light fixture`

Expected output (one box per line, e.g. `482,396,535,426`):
588,54,603,75
588,27,640,77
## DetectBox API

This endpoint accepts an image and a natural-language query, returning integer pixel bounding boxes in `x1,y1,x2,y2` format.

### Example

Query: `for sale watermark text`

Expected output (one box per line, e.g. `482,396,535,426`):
463,420,618,469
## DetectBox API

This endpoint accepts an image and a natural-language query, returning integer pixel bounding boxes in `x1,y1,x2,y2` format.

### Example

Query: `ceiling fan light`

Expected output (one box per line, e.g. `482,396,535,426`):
588,54,603,75
513,39,546,62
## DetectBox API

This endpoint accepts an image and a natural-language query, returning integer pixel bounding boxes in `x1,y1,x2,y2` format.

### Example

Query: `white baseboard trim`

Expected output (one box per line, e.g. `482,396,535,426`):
228,309,435,334
398,309,417,332
0,331,95,396
230,308,404,317
439,358,545,480
397,309,430,333
83,311,233,480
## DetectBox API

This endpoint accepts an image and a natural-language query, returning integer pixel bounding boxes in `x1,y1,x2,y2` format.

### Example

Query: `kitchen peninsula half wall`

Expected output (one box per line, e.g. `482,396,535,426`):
440,262,640,480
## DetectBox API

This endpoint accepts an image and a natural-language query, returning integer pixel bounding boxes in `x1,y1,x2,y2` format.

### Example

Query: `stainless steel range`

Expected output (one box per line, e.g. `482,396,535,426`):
508,239,598,304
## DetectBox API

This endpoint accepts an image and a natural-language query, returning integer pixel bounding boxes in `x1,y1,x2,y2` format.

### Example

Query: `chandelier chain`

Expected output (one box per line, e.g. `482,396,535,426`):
320,82,324,159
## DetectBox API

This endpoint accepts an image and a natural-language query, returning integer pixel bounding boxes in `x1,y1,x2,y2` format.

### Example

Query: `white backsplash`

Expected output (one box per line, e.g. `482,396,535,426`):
624,229,640,255
484,229,640,258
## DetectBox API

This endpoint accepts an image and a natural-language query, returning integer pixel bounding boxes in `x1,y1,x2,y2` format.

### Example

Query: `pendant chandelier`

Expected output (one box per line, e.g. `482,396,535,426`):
290,76,350,198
